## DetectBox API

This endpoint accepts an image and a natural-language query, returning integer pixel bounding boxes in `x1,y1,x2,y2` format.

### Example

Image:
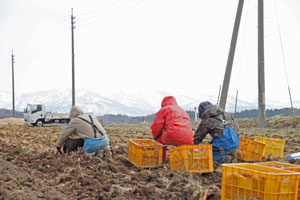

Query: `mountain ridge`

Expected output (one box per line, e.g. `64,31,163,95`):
0,89,299,116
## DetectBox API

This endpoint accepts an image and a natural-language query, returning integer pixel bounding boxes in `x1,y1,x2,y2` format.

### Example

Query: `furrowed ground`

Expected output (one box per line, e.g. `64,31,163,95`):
0,116,300,200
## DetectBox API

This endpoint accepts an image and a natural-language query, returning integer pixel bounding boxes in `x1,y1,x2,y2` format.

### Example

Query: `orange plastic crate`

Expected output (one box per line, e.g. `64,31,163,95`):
254,136,285,158
222,163,300,200
128,139,163,168
237,137,265,161
169,145,213,173
256,161,300,172
256,162,300,200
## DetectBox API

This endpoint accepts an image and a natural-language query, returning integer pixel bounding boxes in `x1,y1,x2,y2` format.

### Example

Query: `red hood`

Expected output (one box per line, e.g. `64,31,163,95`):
161,96,178,107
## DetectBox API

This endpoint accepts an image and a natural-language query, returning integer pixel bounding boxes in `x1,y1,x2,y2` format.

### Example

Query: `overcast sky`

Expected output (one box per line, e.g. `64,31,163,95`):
0,0,300,106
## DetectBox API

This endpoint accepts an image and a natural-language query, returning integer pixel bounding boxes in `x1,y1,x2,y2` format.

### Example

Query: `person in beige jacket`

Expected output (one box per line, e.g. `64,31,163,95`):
55,106,110,156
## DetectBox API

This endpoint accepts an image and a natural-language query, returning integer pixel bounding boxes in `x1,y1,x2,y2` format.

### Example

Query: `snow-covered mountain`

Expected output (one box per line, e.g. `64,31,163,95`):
0,89,298,116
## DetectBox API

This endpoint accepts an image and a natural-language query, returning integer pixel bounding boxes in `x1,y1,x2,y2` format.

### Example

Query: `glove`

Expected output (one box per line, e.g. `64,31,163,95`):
56,146,62,154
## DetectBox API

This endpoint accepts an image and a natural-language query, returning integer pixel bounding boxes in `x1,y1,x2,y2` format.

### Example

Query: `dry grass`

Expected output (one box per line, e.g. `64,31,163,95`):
0,118,24,125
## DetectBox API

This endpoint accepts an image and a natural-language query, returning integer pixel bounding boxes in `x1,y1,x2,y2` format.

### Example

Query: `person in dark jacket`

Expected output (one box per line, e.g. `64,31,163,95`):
194,101,239,163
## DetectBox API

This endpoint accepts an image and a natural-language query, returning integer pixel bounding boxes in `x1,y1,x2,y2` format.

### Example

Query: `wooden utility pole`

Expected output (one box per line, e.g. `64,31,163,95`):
11,50,15,117
258,0,266,127
219,0,244,110
71,8,76,106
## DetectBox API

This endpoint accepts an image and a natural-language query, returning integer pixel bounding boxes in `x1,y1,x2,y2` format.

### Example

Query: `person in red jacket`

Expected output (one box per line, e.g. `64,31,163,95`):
151,96,194,146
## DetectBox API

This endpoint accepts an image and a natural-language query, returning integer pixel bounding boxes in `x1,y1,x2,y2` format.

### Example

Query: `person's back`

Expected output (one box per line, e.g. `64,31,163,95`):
194,102,239,163
55,106,110,156
194,104,239,144
151,96,193,146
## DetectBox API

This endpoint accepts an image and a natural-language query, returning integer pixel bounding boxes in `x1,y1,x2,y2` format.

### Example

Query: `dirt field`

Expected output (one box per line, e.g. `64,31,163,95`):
0,117,300,200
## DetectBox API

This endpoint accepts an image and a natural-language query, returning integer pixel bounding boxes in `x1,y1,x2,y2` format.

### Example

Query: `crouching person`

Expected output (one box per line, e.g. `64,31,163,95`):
151,96,194,161
55,106,111,158
194,102,239,163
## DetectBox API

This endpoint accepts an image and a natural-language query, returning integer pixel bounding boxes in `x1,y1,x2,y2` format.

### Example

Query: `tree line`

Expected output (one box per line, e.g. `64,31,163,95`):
1,107,299,123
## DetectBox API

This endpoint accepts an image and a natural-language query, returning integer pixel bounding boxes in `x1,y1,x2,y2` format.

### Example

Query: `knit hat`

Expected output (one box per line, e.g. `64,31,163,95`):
198,101,212,118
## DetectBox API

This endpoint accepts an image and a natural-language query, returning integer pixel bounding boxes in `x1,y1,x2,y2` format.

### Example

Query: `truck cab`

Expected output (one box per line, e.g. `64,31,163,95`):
24,104,70,126
24,104,45,126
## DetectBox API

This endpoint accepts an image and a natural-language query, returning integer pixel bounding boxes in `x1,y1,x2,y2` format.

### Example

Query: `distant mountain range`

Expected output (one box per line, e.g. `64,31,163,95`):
0,89,299,116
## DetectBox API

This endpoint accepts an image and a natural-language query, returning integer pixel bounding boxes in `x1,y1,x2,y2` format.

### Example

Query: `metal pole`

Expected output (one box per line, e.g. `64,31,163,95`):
216,85,222,106
219,0,244,110
71,8,76,106
194,107,198,121
11,50,15,117
234,90,239,118
258,0,266,127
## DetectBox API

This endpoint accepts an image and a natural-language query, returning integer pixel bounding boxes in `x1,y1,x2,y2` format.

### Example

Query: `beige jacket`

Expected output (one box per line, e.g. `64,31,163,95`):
56,106,106,148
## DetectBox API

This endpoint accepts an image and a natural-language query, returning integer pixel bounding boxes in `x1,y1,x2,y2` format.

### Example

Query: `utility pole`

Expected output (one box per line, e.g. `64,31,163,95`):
216,84,222,106
219,0,244,110
11,50,15,117
71,8,76,106
258,0,266,127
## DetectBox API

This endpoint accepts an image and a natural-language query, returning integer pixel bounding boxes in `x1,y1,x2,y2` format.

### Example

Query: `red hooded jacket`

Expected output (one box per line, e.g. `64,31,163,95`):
151,96,194,146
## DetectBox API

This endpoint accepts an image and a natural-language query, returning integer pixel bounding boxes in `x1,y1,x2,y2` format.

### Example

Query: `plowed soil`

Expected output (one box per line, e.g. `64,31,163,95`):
0,116,299,199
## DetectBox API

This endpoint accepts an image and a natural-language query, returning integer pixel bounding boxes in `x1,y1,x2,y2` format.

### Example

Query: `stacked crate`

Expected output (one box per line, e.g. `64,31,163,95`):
254,136,285,158
222,162,300,200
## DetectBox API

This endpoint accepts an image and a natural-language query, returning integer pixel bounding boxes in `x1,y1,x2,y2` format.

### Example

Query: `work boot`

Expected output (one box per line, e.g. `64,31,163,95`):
224,155,232,163
230,151,238,163
103,149,112,158
96,149,112,159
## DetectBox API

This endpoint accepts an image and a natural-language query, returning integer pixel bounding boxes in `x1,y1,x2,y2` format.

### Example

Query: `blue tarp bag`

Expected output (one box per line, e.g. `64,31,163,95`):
78,115,109,156
82,135,109,156
210,113,239,163
211,128,239,162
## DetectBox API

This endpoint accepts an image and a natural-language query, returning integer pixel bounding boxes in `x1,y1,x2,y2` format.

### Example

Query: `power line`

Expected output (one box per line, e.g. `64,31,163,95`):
77,0,139,22
77,0,145,26
18,23,69,59
235,0,250,90
76,0,123,17
170,0,222,27
17,29,69,63
233,0,250,113
273,0,289,86
273,0,296,128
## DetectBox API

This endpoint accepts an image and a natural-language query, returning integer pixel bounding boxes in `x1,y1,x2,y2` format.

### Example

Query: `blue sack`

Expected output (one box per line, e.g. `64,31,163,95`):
82,134,109,156
210,128,239,163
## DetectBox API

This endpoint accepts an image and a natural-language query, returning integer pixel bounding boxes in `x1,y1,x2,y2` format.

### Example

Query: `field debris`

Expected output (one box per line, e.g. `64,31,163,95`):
0,117,299,199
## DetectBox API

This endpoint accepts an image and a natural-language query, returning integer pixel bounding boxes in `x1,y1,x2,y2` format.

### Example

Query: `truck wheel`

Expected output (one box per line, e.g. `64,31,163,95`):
36,120,43,127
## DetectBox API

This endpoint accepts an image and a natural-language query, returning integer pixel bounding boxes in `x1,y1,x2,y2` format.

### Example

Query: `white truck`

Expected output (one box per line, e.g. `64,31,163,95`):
24,104,70,126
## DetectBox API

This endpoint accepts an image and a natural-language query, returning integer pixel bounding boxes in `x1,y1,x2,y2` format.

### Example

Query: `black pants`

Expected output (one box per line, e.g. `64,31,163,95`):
63,138,84,153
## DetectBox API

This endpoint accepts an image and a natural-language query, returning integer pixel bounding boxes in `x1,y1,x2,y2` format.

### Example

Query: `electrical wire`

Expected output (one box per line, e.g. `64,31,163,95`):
77,0,142,22
235,0,250,90
17,23,69,59
17,28,69,63
77,0,145,26
273,0,296,127
76,0,123,17
77,0,144,26
170,0,222,27
273,0,289,86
